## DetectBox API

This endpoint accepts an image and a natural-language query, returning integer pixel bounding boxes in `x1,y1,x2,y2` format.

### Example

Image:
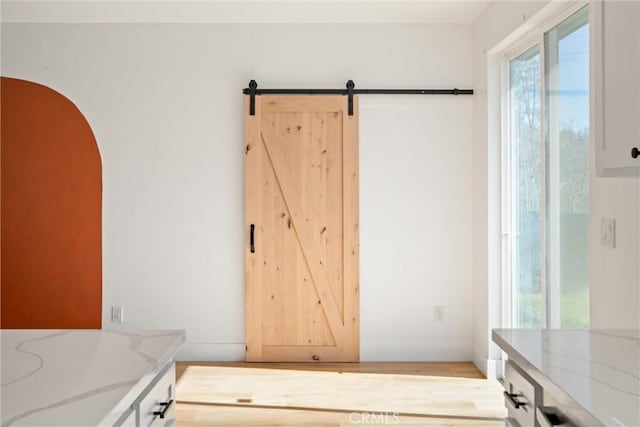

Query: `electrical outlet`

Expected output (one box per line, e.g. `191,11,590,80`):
111,306,124,323
600,217,616,249
434,306,444,323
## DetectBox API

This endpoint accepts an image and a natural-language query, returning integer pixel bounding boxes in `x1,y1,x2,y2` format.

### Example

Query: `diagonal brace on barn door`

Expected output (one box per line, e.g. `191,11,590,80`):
260,116,345,348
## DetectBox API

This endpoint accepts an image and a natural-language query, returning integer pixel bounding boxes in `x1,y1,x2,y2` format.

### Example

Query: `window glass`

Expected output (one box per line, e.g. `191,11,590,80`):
545,8,590,328
510,47,543,328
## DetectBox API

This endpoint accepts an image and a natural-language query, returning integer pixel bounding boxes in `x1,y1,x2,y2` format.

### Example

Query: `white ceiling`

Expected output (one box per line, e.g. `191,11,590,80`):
1,0,492,24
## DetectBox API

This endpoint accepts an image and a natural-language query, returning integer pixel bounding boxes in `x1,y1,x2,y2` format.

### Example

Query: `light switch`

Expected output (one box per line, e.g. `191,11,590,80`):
600,217,616,249
111,306,124,323
433,306,444,323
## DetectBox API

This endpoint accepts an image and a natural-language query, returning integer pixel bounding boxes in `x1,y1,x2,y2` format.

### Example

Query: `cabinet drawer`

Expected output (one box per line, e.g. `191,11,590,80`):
504,361,540,427
536,406,576,427
139,363,175,427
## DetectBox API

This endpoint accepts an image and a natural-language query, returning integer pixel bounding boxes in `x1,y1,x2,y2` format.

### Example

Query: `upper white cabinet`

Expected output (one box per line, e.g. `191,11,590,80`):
592,0,640,176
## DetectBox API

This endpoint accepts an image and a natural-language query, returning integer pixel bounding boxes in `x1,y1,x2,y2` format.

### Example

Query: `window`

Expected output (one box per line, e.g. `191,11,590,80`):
506,6,590,329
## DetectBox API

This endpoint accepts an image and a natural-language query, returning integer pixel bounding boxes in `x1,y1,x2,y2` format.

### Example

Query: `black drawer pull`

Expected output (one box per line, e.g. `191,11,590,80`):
153,399,173,419
250,224,255,253
504,391,523,409
632,147,639,159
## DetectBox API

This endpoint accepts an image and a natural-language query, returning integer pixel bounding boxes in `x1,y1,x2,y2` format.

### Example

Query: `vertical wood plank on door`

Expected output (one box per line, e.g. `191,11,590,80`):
299,112,333,347
245,95,263,362
324,110,345,321
317,111,344,347
281,113,299,346
343,96,360,361
261,113,279,347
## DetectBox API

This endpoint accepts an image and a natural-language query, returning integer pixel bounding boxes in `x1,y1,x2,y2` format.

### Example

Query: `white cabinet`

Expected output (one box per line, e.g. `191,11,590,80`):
503,361,542,427
138,363,175,427
118,362,176,427
501,360,584,427
592,0,640,176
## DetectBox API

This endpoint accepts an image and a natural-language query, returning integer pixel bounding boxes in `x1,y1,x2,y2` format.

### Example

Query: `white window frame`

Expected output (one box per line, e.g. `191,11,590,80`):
499,1,590,330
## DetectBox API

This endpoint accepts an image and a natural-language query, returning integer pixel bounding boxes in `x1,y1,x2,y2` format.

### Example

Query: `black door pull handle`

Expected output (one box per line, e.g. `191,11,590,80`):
504,391,523,409
631,147,639,159
250,224,255,253
153,399,173,419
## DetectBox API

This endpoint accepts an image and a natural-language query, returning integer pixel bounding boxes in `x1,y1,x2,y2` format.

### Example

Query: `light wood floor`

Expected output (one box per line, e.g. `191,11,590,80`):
175,362,506,426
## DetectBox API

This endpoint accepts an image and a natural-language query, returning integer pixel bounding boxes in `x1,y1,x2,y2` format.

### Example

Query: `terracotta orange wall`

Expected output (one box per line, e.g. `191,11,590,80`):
1,77,102,329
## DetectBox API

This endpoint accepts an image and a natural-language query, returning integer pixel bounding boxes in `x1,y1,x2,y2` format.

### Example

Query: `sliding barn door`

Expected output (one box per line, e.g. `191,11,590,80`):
244,95,359,362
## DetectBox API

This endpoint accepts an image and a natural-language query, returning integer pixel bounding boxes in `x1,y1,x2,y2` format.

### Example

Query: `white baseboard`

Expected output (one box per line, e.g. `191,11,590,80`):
176,342,246,361
486,358,502,380
472,348,487,377
175,341,473,362
472,347,502,380
361,340,472,361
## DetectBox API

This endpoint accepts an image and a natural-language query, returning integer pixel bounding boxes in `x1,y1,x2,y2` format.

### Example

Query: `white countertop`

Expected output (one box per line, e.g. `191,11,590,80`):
1,329,185,427
493,329,640,427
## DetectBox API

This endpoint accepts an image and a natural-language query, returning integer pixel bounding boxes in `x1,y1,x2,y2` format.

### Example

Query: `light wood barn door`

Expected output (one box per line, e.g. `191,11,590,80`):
245,95,359,362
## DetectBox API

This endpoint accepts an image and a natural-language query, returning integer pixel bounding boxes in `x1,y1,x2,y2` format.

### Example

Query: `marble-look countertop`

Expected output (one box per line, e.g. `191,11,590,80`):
493,329,639,427
1,329,185,426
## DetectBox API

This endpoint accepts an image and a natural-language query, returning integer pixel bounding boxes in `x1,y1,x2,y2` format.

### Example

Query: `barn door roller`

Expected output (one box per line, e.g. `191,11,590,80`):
243,80,474,116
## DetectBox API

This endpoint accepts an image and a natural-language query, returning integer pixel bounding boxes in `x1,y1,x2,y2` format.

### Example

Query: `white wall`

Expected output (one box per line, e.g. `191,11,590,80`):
589,163,640,328
360,96,473,360
1,23,474,361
